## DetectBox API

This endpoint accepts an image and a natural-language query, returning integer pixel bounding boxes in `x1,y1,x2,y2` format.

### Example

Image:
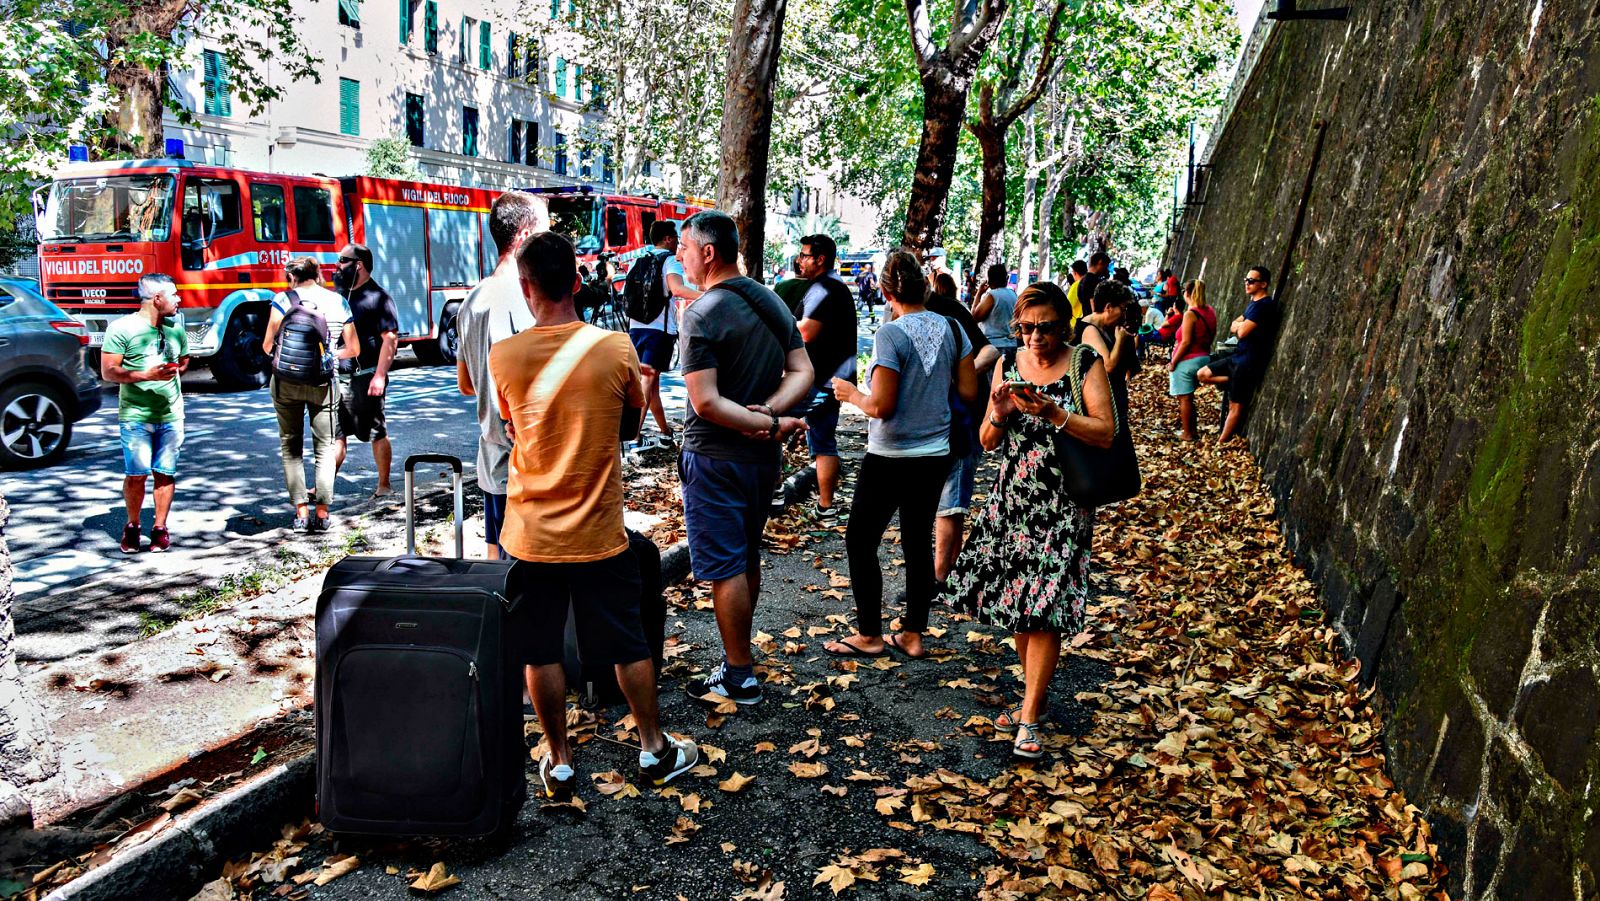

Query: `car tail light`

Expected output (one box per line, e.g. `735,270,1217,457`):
50,320,90,346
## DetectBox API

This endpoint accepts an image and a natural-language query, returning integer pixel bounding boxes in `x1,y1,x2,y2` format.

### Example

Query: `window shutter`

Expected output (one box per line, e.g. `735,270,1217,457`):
405,94,425,146
399,0,411,43
463,106,478,157
459,17,467,61
339,78,360,136
525,122,538,166
338,0,360,26
573,64,583,101
506,32,518,77
549,0,558,18
423,0,437,52
479,20,490,69
555,58,567,97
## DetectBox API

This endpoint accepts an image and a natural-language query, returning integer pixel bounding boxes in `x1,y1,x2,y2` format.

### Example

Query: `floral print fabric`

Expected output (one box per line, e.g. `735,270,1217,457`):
940,356,1094,634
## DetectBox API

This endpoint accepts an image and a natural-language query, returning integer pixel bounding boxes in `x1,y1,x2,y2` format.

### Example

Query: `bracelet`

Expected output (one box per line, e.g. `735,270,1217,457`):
767,413,780,438
988,413,1009,429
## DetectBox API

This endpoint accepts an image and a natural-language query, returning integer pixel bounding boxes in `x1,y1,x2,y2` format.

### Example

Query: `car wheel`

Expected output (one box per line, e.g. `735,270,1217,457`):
0,381,73,469
437,302,461,366
210,308,270,390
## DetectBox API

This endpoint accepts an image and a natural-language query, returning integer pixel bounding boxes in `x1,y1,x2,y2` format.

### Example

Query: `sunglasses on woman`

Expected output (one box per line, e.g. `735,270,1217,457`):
1012,320,1064,337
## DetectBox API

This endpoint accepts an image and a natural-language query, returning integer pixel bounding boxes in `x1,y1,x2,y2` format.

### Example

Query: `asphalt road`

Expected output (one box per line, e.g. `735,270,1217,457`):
0,349,690,606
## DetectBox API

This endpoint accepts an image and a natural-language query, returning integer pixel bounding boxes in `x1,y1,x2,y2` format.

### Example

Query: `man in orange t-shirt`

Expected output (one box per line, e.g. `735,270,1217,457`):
490,231,700,801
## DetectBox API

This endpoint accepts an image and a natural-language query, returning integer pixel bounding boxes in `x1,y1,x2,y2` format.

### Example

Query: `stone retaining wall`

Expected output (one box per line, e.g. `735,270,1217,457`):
1170,3,1600,897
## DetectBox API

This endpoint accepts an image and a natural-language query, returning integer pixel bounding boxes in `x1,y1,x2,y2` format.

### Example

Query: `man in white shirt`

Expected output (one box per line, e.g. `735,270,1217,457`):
627,220,700,448
456,191,546,558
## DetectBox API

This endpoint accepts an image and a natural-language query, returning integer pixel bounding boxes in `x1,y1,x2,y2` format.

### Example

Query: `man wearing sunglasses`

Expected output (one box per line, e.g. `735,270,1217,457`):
101,274,190,553
1197,266,1280,444
332,243,399,497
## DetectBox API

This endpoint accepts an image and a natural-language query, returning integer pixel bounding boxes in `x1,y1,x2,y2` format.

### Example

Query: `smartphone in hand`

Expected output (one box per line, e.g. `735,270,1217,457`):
1003,380,1038,395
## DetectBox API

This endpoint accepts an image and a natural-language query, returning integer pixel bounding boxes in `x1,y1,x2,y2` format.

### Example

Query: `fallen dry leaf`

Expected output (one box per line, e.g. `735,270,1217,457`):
409,862,460,893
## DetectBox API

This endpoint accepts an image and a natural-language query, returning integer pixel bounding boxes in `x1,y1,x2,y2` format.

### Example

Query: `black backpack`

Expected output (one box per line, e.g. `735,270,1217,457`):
272,290,334,386
623,250,670,324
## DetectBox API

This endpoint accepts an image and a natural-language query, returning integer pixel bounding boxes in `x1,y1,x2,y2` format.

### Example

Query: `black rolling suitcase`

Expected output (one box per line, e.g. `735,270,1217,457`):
315,454,525,837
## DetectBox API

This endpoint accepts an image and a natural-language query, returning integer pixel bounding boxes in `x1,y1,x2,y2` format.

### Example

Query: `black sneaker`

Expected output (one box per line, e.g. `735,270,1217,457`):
688,661,763,707
640,735,700,787
538,756,576,803
309,515,331,534
120,523,141,554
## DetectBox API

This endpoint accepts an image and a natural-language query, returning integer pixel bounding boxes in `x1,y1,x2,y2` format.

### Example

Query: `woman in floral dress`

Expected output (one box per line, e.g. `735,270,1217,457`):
941,281,1116,759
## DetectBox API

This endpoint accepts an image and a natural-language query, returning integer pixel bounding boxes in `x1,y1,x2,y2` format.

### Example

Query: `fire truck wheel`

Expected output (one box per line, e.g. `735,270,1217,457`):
0,381,73,470
211,308,271,391
411,302,460,367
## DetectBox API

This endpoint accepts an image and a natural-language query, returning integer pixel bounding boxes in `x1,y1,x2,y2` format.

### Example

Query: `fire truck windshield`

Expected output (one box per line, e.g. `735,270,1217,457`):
547,196,604,255
37,175,177,244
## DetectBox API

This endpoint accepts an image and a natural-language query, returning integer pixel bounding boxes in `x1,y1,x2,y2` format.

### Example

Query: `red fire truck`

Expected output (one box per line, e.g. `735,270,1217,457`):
529,186,710,325
33,159,500,389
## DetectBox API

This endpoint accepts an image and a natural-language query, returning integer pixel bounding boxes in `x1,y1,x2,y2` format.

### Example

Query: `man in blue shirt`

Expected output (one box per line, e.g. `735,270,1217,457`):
1198,265,1281,443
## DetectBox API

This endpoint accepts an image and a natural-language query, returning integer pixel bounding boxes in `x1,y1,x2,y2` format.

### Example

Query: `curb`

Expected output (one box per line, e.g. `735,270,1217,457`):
44,753,314,901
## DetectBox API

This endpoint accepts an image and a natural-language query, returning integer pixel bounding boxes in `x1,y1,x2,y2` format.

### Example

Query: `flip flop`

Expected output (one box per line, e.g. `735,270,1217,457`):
824,639,890,659
885,634,931,660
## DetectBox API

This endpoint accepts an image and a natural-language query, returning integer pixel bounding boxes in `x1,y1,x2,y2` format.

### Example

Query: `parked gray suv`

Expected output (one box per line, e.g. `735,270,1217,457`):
0,277,103,468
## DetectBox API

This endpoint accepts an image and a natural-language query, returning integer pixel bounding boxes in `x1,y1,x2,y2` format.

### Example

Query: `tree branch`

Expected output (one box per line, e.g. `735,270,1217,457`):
950,0,1006,71
996,0,1068,127
903,0,938,70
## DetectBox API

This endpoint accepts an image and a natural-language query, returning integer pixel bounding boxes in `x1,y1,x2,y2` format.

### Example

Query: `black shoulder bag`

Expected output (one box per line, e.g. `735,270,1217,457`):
1004,345,1141,508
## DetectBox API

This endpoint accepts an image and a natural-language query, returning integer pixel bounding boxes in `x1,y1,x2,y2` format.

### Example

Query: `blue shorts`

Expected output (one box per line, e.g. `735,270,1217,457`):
804,390,840,457
120,421,183,477
629,328,675,371
937,448,980,517
483,491,509,558
1169,355,1210,396
680,450,779,582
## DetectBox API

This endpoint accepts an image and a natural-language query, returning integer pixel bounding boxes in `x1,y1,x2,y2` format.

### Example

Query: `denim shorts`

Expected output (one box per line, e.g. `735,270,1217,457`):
804,390,841,457
120,421,184,477
679,450,779,582
937,448,980,517
1169,355,1210,396
629,328,675,371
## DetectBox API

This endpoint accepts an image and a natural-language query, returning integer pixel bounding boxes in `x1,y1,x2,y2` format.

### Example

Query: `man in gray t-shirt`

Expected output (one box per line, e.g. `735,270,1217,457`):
675,211,813,709
456,192,544,558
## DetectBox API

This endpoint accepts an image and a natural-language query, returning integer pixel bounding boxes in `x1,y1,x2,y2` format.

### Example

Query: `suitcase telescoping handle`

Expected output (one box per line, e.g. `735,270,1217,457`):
404,454,465,558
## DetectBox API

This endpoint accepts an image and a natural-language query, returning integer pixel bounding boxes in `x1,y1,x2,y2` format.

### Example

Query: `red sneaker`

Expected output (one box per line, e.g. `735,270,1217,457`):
120,524,141,554
149,527,171,553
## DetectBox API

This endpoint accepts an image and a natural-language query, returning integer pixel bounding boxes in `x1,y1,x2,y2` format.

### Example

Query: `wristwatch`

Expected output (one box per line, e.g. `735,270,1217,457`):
767,413,780,438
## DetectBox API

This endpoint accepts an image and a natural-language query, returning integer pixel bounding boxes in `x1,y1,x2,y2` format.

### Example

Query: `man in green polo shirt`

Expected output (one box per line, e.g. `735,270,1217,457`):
101,273,191,554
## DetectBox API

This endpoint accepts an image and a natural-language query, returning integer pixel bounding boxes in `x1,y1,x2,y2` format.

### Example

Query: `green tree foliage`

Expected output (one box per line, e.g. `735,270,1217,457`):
365,136,422,179
0,0,319,253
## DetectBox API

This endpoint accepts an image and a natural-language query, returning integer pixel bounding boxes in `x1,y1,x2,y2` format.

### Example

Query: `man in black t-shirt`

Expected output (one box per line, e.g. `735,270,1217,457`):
793,234,858,518
334,243,400,496
1078,251,1110,316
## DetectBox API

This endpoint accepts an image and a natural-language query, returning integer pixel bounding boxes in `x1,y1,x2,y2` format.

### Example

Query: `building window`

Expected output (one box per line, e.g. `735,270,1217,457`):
292,187,337,243
423,0,438,53
405,93,425,147
338,78,360,136
202,50,231,117
510,119,538,166
554,58,567,97
399,0,415,43
579,147,592,179
573,64,583,102
602,145,613,185
459,16,474,63
339,0,360,27
251,183,286,242
524,40,539,80
548,0,558,18
506,32,519,77
462,106,479,157
478,20,491,69
553,132,567,175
